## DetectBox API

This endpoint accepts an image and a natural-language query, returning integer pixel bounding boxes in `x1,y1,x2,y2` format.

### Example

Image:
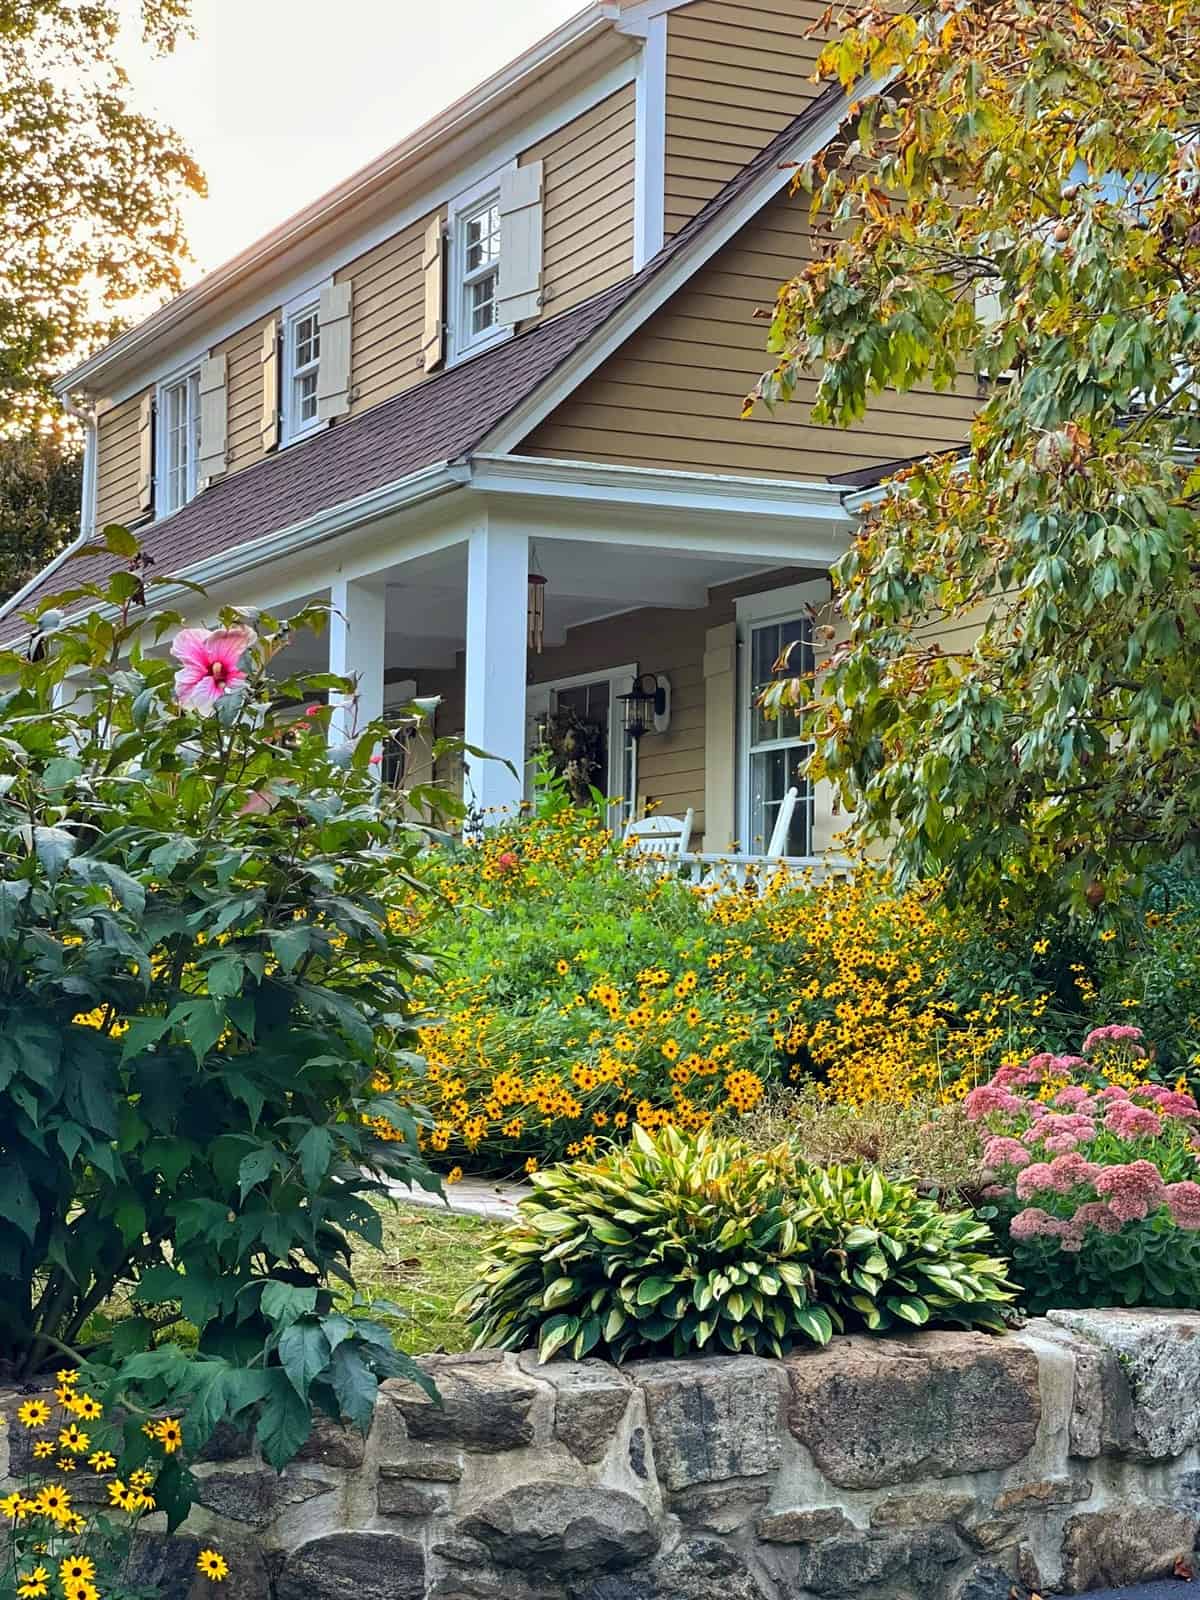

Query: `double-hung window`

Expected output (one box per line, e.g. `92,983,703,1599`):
158,368,201,515
461,196,501,345
283,299,322,443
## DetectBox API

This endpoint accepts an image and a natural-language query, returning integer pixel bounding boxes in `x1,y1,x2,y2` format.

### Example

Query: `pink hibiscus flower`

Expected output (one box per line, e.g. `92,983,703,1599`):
172,627,255,715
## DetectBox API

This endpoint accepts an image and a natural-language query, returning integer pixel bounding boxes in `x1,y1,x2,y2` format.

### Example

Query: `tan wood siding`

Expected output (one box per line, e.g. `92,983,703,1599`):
95,389,151,528
664,0,830,238
521,83,636,326
522,186,978,480
214,316,274,476
338,205,446,416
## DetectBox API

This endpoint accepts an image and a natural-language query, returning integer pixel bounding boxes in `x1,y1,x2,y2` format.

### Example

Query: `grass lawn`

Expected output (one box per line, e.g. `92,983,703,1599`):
353,1203,502,1355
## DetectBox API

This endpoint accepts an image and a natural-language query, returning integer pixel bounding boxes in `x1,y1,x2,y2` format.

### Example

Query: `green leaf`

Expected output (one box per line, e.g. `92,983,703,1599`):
297,1125,335,1192
256,1368,313,1469
33,825,77,879
278,1318,332,1400
537,1314,580,1363
260,1281,318,1331
328,1341,379,1431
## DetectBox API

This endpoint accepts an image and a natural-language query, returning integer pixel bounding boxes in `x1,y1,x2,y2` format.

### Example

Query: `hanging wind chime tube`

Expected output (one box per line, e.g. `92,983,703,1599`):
527,571,547,655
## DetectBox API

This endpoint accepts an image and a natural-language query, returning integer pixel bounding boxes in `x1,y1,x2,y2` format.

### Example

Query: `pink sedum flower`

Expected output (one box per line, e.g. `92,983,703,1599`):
1082,1024,1146,1057
1094,1160,1166,1222
1165,1182,1200,1230
1009,1207,1064,1240
982,1136,1031,1170
172,626,255,715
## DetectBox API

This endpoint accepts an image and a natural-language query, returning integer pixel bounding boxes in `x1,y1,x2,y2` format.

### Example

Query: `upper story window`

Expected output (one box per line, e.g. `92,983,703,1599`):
461,196,501,344
157,367,201,515
283,298,322,444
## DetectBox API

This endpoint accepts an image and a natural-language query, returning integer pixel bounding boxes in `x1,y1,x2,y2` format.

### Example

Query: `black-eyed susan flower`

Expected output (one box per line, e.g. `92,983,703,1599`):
17,1400,51,1429
16,1565,49,1598
153,1417,183,1453
88,1450,116,1472
58,1424,89,1454
0,1491,29,1520
58,1556,95,1587
32,1441,53,1460
197,1549,230,1581
67,1393,102,1422
31,1484,72,1524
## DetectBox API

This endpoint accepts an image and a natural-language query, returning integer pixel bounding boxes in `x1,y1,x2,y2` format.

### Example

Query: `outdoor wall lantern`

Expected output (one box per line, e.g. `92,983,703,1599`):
619,672,671,741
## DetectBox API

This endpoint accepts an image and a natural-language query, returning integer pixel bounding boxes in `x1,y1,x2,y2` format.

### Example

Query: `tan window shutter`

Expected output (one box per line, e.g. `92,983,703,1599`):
497,160,543,326
260,317,280,452
136,392,154,515
421,217,445,373
197,353,228,487
317,281,353,421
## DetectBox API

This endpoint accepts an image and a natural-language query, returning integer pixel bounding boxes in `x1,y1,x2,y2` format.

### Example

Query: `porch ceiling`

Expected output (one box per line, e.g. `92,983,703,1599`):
277,537,784,672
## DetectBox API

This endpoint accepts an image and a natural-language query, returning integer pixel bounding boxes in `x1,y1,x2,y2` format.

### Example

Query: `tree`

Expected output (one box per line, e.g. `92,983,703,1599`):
0,1,204,429
0,432,82,602
755,0,1200,917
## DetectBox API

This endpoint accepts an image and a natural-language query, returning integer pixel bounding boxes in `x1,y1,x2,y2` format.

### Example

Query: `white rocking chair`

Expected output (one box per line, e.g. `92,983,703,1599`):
766,787,801,858
624,809,695,858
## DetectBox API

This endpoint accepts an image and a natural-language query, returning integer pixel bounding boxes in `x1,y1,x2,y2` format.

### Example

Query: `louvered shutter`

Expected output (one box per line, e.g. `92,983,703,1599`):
421,217,445,373
198,353,228,487
260,317,280,452
497,160,544,326
136,392,154,515
317,281,353,421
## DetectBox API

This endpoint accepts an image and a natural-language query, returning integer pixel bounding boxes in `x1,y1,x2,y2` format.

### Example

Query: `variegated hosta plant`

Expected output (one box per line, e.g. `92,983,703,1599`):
793,1163,1015,1335
461,1125,833,1362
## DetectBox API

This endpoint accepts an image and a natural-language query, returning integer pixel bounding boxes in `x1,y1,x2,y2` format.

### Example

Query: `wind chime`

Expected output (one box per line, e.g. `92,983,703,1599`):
527,545,547,655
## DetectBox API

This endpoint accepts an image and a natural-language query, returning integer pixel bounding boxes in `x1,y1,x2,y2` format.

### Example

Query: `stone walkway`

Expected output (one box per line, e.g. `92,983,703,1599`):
381,1172,524,1222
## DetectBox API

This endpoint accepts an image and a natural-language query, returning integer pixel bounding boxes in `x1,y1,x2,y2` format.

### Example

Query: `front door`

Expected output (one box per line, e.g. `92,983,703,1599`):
525,666,638,827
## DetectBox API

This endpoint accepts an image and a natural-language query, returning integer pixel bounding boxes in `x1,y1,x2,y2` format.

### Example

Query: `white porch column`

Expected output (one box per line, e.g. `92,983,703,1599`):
463,523,527,822
328,577,386,745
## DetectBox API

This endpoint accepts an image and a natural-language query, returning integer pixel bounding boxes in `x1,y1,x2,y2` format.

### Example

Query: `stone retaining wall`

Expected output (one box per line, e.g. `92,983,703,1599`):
7,1310,1200,1599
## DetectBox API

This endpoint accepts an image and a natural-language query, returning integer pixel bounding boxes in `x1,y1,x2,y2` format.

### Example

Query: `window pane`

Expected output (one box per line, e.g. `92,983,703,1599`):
470,271,498,334
751,616,811,744
749,745,811,856
294,311,320,369
466,204,500,272
297,370,318,424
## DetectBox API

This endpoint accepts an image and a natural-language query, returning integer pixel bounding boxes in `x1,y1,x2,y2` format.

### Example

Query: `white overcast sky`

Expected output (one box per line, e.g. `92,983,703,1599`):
123,0,584,282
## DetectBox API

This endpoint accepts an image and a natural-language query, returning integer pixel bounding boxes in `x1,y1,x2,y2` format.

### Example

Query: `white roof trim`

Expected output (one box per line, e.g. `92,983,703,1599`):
479,65,898,457
53,2,618,399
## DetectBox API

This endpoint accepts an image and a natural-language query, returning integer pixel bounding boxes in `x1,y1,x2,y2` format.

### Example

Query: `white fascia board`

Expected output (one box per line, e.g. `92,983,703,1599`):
608,0,696,29
469,453,855,524
479,66,899,457
54,9,633,403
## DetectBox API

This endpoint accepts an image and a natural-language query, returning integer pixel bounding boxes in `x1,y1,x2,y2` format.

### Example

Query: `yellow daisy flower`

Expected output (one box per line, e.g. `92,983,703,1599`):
17,1400,51,1429
16,1565,50,1598
197,1549,230,1582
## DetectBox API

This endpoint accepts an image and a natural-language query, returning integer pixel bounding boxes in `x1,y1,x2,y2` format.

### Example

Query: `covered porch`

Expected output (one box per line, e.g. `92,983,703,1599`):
209,457,857,857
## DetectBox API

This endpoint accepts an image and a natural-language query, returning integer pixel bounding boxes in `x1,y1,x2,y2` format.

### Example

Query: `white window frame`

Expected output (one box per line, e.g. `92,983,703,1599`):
154,360,202,517
448,166,515,365
735,581,830,858
281,282,331,446
526,664,639,829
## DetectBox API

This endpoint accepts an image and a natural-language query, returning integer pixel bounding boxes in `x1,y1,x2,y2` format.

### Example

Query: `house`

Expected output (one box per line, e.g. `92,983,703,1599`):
2,0,976,857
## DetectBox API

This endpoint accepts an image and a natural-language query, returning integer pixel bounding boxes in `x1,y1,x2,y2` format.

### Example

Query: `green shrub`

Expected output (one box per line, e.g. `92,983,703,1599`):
462,1126,831,1362
0,531,446,1491
793,1163,1013,1334
461,1126,1014,1362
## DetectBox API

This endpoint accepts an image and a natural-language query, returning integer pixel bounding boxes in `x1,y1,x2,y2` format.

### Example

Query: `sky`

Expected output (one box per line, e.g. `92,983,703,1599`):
122,0,585,284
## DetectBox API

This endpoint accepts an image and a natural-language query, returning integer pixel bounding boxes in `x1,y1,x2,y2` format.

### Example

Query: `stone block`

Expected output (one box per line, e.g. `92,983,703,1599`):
275,1532,425,1600
386,1355,539,1453
870,1492,974,1529
1060,1506,1200,1591
377,1473,448,1517
569,1536,770,1600
778,1524,965,1597
384,1453,463,1482
293,1414,367,1469
195,1468,334,1529
128,1531,272,1600
668,1478,770,1533
785,1333,1041,1489
518,1355,633,1465
628,1355,783,1490
992,1476,1091,1514
628,1427,648,1480
758,1507,855,1543
1048,1309,1200,1460
954,1563,1027,1600
458,1483,659,1577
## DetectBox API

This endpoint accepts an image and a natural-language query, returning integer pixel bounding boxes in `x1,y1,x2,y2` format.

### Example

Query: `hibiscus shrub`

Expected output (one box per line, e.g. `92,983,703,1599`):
0,531,442,1501
968,1026,1200,1313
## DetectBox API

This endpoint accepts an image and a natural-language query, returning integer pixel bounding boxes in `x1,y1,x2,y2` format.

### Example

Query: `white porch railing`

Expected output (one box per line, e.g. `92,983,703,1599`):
633,850,852,893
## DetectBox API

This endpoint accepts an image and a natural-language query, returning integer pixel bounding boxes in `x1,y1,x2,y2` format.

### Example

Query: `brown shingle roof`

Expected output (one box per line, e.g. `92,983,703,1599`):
2,80,844,641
